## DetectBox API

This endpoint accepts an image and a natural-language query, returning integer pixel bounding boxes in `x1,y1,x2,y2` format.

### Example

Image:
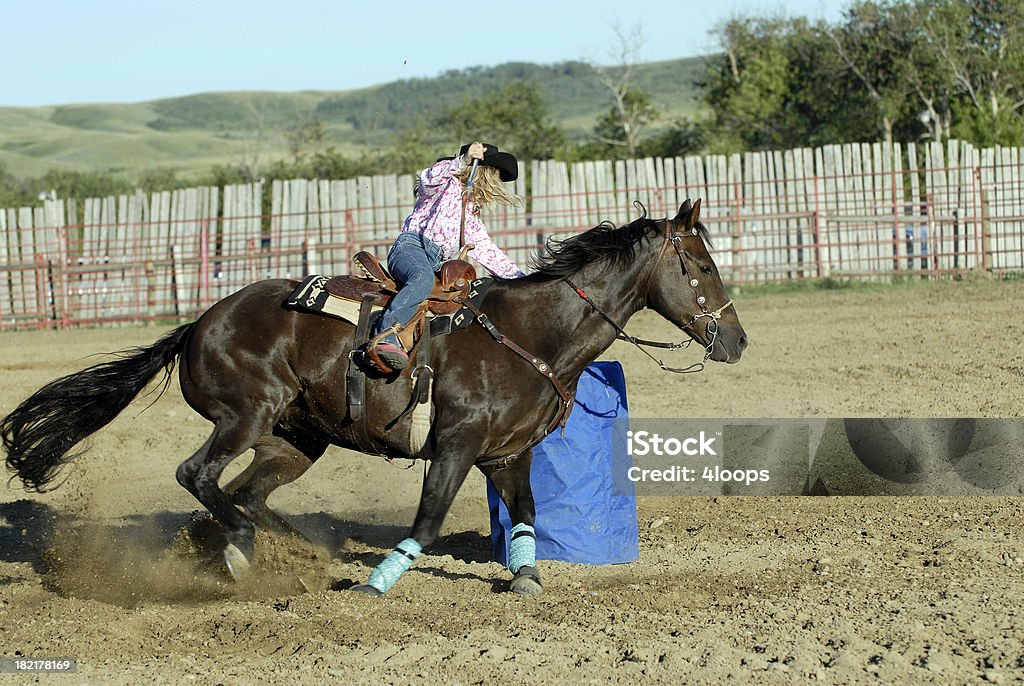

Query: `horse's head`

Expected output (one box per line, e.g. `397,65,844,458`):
645,199,747,363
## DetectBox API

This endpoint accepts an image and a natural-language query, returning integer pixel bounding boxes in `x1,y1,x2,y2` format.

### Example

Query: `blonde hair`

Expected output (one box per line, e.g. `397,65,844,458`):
456,164,522,212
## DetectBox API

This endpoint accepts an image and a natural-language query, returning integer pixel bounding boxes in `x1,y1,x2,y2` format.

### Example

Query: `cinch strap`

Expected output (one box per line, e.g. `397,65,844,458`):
367,538,422,593
508,523,536,574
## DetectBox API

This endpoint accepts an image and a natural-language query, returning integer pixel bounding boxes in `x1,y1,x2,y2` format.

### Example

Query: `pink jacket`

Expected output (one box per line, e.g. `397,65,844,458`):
400,158,525,279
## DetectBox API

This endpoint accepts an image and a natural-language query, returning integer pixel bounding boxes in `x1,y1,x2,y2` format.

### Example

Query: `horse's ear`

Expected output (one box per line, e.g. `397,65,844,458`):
674,198,702,231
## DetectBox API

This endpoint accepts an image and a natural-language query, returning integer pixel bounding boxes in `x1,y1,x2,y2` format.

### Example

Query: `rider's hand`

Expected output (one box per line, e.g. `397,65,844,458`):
465,141,485,162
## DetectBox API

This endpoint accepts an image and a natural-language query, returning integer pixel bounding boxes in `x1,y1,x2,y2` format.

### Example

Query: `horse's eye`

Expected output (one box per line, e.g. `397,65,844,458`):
700,265,714,275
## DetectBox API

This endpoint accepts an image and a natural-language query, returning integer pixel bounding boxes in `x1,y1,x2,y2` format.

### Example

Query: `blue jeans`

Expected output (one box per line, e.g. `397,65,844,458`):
376,232,443,345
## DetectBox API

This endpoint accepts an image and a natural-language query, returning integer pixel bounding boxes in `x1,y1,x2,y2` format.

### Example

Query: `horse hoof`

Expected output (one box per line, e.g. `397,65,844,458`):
349,584,384,597
223,543,251,580
510,566,543,595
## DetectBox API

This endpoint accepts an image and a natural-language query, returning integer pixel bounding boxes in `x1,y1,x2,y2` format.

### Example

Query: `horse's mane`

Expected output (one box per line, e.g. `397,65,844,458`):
531,206,710,279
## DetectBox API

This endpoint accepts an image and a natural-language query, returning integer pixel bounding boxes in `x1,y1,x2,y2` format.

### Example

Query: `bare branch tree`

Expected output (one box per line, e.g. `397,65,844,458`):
240,98,271,180
590,23,657,156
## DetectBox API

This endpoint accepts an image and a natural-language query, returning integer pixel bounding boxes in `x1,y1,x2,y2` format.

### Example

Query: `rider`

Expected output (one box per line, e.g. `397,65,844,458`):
368,141,526,373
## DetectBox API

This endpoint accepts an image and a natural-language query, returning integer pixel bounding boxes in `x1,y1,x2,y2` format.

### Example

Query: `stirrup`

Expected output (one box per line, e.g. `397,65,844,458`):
365,326,406,374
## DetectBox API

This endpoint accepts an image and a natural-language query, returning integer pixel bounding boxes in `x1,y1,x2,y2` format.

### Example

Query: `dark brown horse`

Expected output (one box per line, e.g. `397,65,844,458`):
2,199,746,595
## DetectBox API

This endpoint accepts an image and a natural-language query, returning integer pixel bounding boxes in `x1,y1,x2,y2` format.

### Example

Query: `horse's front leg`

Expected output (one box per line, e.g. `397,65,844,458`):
480,449,542,595
350,445,478,596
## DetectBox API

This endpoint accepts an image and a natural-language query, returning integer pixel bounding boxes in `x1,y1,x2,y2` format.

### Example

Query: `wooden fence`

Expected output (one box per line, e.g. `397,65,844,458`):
2,139,1022,330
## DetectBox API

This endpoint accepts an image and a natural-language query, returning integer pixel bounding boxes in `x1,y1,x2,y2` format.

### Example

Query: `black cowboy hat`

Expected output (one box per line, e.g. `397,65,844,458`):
438,143,518,182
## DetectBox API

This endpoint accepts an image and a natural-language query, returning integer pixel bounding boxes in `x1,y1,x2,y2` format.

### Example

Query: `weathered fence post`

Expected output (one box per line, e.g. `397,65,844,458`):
200,219,211,313
978,170,992,273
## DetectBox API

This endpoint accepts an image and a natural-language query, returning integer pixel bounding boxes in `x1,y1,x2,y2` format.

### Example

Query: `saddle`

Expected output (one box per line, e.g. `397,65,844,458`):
317,251,475,353
327,251,476,315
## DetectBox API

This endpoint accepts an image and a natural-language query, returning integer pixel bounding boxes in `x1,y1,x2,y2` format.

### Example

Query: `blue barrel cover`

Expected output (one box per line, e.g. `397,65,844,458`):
487,361,639,565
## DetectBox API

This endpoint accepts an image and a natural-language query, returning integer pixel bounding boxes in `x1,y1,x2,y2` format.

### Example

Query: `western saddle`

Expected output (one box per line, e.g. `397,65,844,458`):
326,250,477,354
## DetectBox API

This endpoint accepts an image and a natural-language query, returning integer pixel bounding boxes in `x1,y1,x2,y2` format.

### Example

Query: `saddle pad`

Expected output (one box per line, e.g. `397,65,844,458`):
284,275,371,324
283,274,494,335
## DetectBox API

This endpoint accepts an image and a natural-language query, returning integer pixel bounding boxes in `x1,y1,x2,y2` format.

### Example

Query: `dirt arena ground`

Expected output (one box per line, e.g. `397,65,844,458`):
1,278,1022,684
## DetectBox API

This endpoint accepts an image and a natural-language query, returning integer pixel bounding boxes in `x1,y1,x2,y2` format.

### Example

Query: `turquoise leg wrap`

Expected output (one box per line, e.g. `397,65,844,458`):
367,538,422,594
508,523,537,574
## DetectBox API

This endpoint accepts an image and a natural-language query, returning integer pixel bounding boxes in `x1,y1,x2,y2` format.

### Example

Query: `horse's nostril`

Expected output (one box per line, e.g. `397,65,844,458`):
738,334,749,350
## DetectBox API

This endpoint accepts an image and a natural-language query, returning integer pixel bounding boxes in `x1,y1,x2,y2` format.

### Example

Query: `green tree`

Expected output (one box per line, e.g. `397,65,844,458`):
825,1,919,146
586,24,661,158
36,169,131,203
703,16,792,150
702,15,870,150
703,11,916,150
369,127,438,176
704,0,1024,149
136,168,181,193
286,117,327,162
199,164,259,188
0,162,33,207
433,81,565,161
637,119,708,158
586,88,658,159
892,1,954,141
921,0,1024,145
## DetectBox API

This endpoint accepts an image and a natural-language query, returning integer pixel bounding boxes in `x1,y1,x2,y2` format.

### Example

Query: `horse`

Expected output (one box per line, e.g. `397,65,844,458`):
1,198,747,596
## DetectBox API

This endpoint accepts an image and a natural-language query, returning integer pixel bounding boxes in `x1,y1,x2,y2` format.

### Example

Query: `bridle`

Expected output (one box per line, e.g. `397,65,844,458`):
466,216,735,470
565,220,734,374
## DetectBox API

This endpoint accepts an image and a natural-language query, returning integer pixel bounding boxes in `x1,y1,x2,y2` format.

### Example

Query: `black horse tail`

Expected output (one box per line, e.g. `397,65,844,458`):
2,323,195,492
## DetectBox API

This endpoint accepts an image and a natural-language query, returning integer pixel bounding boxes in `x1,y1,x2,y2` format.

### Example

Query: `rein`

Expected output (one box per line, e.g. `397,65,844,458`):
458,158,479,253
455,297,576,470
565,228,734,375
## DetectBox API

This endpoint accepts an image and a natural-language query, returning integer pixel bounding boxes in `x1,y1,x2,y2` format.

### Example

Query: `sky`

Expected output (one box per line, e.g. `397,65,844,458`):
0,0,848,108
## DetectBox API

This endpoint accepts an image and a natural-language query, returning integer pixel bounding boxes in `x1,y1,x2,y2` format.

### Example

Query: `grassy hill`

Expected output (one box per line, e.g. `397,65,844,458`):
0,57,706,181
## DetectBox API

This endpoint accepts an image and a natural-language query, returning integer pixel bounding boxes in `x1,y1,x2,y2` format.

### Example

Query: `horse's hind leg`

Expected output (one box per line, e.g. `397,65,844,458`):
176,417,270,579
223,433,324,540
480,450,542,595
